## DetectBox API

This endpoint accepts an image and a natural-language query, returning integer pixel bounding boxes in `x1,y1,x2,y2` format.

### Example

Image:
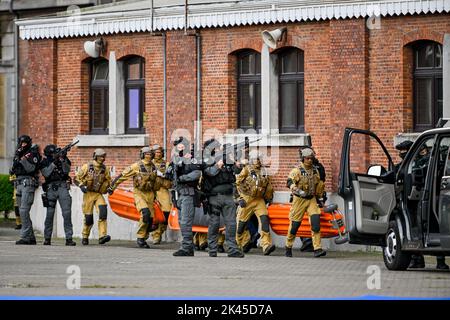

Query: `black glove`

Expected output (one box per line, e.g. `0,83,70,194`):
80,185,88,193
250,170,257,180
107,187,114,195
238,199,247,208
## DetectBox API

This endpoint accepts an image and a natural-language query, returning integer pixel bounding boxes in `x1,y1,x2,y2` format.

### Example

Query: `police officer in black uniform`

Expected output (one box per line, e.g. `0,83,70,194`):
10,135,41,245
40,144,76,246
169,137,204,256
202,139,244,258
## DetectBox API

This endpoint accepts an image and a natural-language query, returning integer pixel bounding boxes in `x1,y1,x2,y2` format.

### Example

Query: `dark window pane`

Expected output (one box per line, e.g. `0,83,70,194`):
417,44,434,68
298,81,304,128
128,62,141,80
416,78,433,125
128,89,140,129
255,53,261,75
93,61,108,80
240,54,251,75
255,83,261,129
92,89,105,129
282,50,297,74
297,50,304,72
281,82,297,129
239,83,254,128
435,44,442,68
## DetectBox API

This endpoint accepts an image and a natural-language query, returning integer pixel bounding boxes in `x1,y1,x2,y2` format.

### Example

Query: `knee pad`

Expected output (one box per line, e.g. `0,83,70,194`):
141,208,151,224
259,215,270,233
98,205,108,220
237,220,247,235
290,221,301,236
85,214,94,226
14,206,20,217
310,214,321,233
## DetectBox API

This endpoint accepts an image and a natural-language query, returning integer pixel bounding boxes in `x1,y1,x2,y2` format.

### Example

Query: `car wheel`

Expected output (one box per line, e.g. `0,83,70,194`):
382,221,411,271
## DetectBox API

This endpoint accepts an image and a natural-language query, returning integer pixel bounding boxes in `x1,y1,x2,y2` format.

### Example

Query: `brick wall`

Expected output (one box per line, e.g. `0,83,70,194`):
18,13,450,194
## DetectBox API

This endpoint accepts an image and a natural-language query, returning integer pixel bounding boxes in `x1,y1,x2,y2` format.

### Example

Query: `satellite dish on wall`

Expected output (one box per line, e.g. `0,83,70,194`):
83,38,106,58
261,27,287,49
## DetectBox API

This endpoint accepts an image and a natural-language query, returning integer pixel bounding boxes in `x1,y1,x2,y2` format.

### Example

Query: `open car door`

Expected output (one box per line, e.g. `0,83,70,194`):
338,128,396,246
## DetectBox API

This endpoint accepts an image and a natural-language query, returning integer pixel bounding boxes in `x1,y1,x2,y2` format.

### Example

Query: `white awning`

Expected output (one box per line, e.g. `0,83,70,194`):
17,0,450,40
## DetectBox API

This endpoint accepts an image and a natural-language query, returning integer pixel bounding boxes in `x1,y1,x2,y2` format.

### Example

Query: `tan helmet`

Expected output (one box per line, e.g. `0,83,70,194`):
301,147,315,158
152,144,164,157
93,148,106,159
140,146,153,159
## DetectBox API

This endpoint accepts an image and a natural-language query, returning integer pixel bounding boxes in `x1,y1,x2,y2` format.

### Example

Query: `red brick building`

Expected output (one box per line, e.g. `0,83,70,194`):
16,0,450,201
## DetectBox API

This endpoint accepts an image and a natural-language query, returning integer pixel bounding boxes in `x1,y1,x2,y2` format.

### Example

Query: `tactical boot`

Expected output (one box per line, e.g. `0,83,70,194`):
14,224,22,230
300,241,314,252
173,249,194,257
314,249,327,258
153,238,161,245
228,251,244,258
285,247,293,257
65,239,76,246
43,238,51,246
209,251,217,257
82,238,89,246
263,244,276,256
15,239,32,245
137,238,150,249
99,235,111,245
217,244,225,253
242,241,253,253
199,242,208,251
409,255,425,268
436,257,449,270
194,244,200,251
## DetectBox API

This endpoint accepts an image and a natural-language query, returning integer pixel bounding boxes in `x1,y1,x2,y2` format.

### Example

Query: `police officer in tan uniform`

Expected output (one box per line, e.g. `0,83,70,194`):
235,153,275,255
109,147,159,249
285,147,326,258
75,148,112,245
150,145,173,245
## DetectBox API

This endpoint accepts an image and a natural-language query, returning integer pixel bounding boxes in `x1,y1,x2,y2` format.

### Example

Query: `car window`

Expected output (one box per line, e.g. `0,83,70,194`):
349,133,390,176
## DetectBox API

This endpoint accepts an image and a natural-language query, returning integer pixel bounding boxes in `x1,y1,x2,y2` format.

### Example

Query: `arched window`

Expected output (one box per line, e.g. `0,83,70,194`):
237,50,261,130
413,41,443,131
124,56,145,134
90,59,109,134
278,48,304,133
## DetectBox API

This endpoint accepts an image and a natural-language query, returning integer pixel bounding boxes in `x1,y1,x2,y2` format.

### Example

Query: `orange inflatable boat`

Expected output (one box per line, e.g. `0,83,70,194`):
109,189,348,244
267,203,347,240
108,189,165,224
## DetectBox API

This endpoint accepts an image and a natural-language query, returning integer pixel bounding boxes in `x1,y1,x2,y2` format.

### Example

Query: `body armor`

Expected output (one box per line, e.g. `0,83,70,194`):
133,162,158,192
239,166,271,199
86,162,109,193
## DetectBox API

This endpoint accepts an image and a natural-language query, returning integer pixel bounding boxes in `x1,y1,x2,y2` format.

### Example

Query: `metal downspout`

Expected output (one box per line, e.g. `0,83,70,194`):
196,32,201,151
163,33,167,158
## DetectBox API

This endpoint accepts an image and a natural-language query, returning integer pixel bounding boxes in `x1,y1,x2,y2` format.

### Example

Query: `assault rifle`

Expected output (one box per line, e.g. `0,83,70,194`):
55,140,79,158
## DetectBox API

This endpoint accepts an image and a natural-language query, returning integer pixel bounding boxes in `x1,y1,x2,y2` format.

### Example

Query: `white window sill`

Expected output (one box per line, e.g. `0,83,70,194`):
75,134,149,147
394,133,421,147
223,132,310,147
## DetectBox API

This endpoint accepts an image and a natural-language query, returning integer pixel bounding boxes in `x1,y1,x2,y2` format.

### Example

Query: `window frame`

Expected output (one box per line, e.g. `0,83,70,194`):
413,41,443,132
124,56,145,134
278,48,305,133
89,59,109,135
237,50,261,131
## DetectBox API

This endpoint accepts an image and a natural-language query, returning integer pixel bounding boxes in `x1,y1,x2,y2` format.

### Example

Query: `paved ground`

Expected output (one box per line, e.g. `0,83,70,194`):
0,225,449,299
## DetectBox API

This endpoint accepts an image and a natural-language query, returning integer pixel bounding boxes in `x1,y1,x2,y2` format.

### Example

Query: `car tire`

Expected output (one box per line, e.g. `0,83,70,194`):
382,220,411,271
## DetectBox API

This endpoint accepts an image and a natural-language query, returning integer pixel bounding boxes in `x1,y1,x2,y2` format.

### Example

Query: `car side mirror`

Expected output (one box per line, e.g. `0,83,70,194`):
367,165,384,176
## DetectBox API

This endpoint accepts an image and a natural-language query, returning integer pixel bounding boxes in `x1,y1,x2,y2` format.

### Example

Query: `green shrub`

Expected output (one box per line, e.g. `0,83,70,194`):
0,174,14,212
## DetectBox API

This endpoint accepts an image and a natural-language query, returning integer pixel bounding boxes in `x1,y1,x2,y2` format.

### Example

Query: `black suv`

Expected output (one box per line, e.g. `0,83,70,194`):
338,127,450,270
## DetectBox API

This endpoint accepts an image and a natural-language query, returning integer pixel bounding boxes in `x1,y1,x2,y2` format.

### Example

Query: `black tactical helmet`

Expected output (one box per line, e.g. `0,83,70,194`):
395,140,413,151
44,144,57,157
18,135,32,146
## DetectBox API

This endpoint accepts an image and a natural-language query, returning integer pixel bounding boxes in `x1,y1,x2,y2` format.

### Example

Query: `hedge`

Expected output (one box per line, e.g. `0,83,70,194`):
0,174,14,212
